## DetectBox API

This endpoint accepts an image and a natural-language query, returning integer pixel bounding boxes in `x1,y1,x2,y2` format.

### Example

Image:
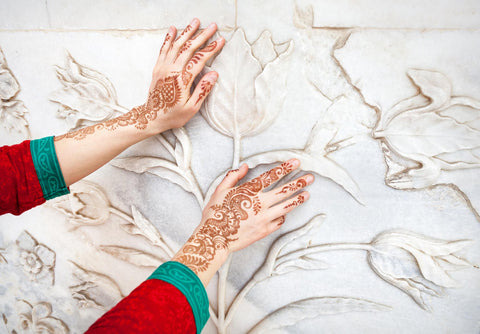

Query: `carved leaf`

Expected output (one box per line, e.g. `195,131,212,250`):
120,206,173,258
203,28,262,138
253,215,325,282
111,157,194,193
69,261,123,310
0,100,30,138
368,229,474,310
99,245,166,268
50,53,122,130
203,28,291,139
253,39,293,136
274,254,328,275
249,297,390,334
382,112,480,157
0,51,19,100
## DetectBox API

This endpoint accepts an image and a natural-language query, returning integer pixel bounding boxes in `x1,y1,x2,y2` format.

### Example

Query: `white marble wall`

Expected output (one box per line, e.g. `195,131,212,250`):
1,1,480,333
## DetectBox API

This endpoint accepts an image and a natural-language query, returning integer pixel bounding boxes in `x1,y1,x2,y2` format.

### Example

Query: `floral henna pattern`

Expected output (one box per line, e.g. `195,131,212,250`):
284,195,306,210
275,179,307,195
178,162,294,272
277,216,286,226
55,75,182,141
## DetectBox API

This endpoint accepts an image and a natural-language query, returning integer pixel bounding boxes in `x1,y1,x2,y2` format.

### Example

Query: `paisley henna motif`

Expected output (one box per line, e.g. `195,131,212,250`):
178,162,294,273
55,75,181,141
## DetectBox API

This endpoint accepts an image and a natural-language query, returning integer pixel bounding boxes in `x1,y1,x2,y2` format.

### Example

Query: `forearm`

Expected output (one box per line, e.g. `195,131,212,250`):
54,109,165,186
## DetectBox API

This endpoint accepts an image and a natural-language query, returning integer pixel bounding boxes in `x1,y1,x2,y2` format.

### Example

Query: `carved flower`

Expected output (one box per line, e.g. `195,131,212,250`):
202,28,293,140
50,53,125,131
373,69,480,190
16,231,55,285
17,300,69,334
367,230,473,310
48,181,111,226
0,47,30,138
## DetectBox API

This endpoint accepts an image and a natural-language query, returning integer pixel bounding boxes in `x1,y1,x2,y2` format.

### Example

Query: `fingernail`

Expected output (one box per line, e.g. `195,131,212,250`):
190,18,198,25
305,175,314,183
168,26,175,34
302,192,310,201
208,22,216,29
208,72,218,82
290,159,300,167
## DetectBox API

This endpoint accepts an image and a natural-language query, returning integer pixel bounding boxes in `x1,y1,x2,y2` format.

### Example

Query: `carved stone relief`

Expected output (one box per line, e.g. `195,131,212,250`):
0,1,479,333
0,47,30,139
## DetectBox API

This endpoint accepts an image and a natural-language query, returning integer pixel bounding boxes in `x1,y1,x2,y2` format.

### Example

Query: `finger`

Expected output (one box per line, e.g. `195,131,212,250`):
246,159,300,192
265,174,314,206
268,191,310,219
175,22,218,64
181,38,225,88
158,26,177,61
170,18,200,57
187,72,218,107
216,163,249,191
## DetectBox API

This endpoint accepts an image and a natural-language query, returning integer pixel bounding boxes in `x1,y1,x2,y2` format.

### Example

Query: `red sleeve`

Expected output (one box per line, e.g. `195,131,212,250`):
86,279,196,334
0,140,45,215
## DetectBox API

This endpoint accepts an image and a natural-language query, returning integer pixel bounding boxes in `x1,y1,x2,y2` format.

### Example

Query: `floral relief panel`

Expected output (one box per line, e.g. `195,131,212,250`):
1,1,480,334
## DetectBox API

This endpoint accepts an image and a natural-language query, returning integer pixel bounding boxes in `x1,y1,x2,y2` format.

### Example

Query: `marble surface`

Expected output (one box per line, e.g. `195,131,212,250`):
1,1,480,333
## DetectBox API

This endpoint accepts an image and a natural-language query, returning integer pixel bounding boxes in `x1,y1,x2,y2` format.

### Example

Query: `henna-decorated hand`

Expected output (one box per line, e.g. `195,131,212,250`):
132,18,224,132
173,159,313,284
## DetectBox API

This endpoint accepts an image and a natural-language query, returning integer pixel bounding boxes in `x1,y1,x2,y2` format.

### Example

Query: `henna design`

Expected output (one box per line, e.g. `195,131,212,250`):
178,162,294,273
160,32,172,53
277,216,286,226
181,41,218,86
195,80,214,104
54,75,182,141
276,179,307,195
176,24,193,41
284,195,306,210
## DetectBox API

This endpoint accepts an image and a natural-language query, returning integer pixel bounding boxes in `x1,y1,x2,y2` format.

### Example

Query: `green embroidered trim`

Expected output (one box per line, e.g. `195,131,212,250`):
30,136,69,200
148,261,209,333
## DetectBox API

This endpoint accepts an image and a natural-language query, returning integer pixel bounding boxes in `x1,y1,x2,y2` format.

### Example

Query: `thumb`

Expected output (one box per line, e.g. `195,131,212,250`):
216,163,249,191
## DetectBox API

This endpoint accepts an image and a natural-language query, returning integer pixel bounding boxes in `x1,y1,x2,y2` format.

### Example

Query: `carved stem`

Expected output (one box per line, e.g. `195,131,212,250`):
225,242,374,328
277,243,374,265
109,207,135,224
217,134,242,333
156,134,176,157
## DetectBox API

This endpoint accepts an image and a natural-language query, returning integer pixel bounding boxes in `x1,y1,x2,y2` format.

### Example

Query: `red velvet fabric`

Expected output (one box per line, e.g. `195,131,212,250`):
86,279,196,334
0,140,45,215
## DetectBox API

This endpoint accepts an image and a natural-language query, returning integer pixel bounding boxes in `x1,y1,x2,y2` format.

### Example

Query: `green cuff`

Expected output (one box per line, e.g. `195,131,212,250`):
30,136,69,200
148,261,209,333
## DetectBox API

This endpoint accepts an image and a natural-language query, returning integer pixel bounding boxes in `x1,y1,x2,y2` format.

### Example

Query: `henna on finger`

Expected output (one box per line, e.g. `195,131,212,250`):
284,194,306,209
181,40,219,86
195,79,215,104
275,178,308,195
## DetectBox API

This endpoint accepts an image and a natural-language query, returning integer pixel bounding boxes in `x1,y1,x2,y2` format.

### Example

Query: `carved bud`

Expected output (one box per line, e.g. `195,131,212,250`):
367,230,473,310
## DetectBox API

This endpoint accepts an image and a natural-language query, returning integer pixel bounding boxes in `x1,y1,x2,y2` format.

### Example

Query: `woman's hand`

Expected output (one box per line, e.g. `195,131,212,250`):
173,159,314,285
53,19,224,186
131,18,224,132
